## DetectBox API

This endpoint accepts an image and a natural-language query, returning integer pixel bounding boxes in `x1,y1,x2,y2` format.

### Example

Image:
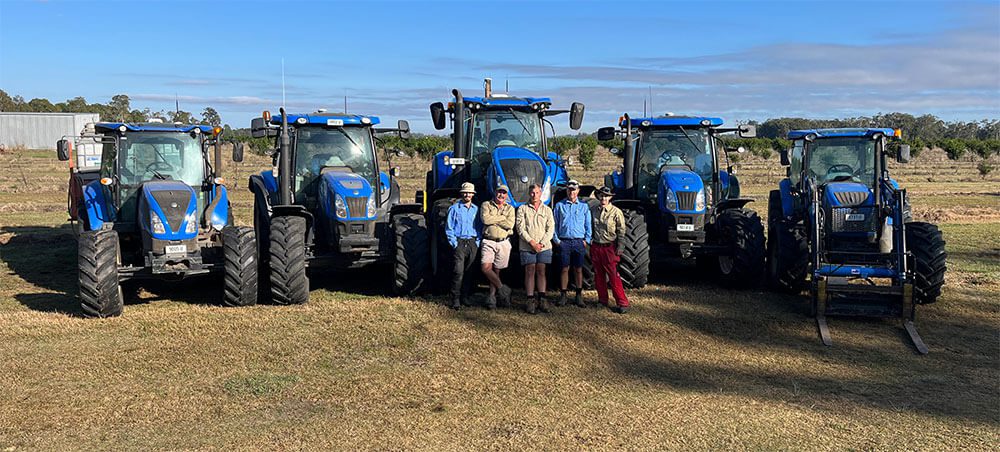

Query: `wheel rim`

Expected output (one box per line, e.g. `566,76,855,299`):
719,255,734,275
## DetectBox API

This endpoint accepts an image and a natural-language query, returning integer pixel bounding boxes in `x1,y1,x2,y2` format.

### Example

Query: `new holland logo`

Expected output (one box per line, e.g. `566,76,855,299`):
170,202,179,208
353,190,359,195
683,185,689,190
520,176,529,183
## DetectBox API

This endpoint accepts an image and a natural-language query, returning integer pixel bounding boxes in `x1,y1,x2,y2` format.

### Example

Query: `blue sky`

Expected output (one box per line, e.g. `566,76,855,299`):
1,0,997,133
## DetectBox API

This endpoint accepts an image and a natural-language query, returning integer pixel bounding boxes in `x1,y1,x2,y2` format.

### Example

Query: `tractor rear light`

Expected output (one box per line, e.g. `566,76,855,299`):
100,177,113,186
151,214,166,234
335,194,348,219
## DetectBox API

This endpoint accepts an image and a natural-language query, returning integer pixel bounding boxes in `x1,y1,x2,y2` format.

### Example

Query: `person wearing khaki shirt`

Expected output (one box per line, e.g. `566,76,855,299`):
590,186,630,313
480,185,515,310
515,184,555,314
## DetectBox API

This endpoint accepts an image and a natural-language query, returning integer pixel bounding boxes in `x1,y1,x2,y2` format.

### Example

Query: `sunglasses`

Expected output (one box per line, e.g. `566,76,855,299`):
497,190,508,195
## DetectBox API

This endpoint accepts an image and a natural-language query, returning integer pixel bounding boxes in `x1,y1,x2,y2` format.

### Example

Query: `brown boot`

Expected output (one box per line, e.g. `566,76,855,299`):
538,293,551,313
525,297,537,315
573,290,585,307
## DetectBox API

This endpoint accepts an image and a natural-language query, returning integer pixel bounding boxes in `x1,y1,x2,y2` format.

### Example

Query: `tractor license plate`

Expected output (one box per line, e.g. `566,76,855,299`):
677,224,695,232
165,244,187,254
845,213,865,222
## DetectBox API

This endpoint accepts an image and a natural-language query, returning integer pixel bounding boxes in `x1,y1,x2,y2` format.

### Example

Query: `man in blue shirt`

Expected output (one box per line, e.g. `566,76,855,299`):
552,180,592,307
445,182,481,310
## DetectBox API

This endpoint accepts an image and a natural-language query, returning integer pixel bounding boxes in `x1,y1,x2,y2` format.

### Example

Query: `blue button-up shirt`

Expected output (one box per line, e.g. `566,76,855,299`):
552,198,592,244
445,201,481,248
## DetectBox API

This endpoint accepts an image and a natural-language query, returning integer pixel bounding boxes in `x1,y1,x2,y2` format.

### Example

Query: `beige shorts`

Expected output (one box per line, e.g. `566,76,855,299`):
480,238,512,269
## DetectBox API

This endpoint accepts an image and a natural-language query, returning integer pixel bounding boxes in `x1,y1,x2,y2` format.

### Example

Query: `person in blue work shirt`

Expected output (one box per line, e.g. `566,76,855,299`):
445,182,481,310
552,180,592,307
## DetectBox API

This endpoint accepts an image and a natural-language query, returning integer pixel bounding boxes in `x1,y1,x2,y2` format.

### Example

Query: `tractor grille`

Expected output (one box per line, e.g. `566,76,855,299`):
829,206,877,233
833,190,870,207
150,190,192,232
499,158,545,203
676,191,697,210
347,197,368,218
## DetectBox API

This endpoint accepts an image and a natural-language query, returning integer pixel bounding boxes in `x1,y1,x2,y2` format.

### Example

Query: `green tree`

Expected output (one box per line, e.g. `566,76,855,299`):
578,135,598,170
169,110,196,124
0,90,14,111
109,94,131,121
27,98,57,112
201,107,221,127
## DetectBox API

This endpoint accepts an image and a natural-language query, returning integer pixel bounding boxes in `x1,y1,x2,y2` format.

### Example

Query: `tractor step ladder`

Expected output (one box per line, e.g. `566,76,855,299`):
814,276,927,354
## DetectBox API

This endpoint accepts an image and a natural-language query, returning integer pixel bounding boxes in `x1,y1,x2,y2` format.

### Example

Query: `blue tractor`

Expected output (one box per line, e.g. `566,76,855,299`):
422,79,586,291
597,114,764,288
249,109,425,304
767,128,946,353
56,121,255,317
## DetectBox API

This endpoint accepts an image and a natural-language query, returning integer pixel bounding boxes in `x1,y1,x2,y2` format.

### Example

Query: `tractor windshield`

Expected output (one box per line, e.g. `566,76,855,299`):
292,126,376,196
465,109,543,179
636,128,714,198
806,137,876,187
113,132,205,186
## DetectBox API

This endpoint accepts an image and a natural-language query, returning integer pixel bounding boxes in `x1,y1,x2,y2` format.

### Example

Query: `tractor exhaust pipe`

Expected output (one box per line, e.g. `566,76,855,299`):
278,107,292,206
622,113,635,192
213,135,223,178
452,89,465,161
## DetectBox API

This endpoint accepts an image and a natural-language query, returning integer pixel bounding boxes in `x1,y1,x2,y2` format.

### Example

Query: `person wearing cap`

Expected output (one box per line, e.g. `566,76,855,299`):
445,182,482,310
552,180,592,307
515,183,555,314
479,184,515,310
590,186,630,313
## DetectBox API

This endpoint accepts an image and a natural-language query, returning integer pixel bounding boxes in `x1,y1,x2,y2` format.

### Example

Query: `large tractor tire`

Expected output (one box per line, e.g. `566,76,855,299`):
431,198,457,295
618,209,650,289
269,216,309,305
392,213,430,296
714,208,766,287
222,226,258,307
766,190,809,293
905,221,946,304
78,229,123,318
253,199,272,303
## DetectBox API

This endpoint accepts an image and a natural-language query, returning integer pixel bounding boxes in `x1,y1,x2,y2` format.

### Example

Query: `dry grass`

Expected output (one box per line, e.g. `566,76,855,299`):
0,147,997,450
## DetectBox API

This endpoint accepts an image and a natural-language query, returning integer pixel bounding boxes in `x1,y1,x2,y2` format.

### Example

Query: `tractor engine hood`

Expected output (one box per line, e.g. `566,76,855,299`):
489,146,549,208
823,182,873,208
140,180,198,240
318,171,375,220
658,169,705,213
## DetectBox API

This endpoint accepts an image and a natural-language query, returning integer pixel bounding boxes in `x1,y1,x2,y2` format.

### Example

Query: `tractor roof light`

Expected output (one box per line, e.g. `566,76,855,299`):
641,120,652,127
262,111,272,121
100,177,113,186
192,127,201,134
118,125,127,132
894,129,902,138
805,133,817,142
213,126,222,136
361,117,372,124
295,117,308,125
700,119,711,126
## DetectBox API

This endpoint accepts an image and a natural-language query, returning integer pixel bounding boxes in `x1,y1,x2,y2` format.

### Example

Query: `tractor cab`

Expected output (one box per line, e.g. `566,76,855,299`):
426,79,585,208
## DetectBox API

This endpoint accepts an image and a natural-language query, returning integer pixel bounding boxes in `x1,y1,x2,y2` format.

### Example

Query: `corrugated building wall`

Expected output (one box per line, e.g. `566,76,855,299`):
0,112,101,149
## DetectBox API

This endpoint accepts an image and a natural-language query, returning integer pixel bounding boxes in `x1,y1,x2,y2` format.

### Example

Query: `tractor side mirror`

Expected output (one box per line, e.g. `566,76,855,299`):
569,102,585,130
897,144,911,164
738,124,757,138
56,139,70,161
390,167,400,178
779,148,790,166
251,117,275,138
232,141,245,163
597,127,616,141
430,103,446,130
397,120,411,139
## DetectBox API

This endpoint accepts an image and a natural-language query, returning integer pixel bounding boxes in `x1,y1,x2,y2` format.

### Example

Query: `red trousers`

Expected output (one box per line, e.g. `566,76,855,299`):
590,243,629,307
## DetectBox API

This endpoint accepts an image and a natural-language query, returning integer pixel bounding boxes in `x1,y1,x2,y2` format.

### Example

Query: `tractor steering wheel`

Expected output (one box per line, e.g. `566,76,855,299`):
826,164,857,182
143,161,175,179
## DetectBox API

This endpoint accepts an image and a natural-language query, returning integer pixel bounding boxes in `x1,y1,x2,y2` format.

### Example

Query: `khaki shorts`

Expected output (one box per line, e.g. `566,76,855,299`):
480,238,512,269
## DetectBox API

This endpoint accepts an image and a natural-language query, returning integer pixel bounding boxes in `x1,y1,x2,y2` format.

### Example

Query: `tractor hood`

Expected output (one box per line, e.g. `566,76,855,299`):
658,169,705,213
489,146,550,208
318,171,375,220
823,182,873,207
140,180,198,240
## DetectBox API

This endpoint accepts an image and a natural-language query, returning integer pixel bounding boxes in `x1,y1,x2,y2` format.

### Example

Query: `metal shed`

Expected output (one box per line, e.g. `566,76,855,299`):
0,112,101,150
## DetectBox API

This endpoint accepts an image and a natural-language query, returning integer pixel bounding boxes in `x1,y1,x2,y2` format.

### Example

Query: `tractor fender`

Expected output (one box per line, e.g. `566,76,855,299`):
205,184,230,230
82,179,113,231
432,151,455,191
778,178,796,218
249,174,274,229
716,198,755,211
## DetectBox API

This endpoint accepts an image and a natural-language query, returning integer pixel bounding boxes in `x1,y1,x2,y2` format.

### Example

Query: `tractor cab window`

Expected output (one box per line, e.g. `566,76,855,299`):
806,137,876,187
789,140,804,185
116,132,205,187
466,109,543,179
292,126,376,198
636,128,714,198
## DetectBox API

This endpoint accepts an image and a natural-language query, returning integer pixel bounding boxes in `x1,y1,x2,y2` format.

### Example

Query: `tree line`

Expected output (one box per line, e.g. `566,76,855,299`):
0,90,222,127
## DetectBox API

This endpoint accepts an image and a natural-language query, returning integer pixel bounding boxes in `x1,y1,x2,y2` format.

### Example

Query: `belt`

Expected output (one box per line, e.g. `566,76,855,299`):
483,235,509,242
592,242,614,246
559,237,584,241
457,237,477,242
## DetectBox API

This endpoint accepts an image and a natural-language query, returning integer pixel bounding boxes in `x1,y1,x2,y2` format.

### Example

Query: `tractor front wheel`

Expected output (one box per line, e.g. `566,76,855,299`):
715,208,766,287
269,216,309,305
906,222,946,304
78,229,123,318
392,213,430,296
618,209,650,289
222,226,258,307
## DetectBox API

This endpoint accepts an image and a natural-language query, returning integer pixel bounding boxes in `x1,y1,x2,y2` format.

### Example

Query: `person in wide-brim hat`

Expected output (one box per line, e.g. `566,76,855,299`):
590,186,630,313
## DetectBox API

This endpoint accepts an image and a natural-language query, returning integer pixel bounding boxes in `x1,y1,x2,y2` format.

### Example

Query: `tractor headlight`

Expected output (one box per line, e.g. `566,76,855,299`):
185,213,198,233
695,189,706,211
335,194,348,219
151,213,166,234
367,194,376,217
665,188,677,211
541,181,551,203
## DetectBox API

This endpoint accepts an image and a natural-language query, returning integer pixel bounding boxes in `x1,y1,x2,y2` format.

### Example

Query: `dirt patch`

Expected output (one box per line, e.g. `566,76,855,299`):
0,202,64,214
912,206,1000,223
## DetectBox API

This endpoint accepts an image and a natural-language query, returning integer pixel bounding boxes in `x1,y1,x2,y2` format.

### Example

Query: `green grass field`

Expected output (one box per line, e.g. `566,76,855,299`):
1,147,997,450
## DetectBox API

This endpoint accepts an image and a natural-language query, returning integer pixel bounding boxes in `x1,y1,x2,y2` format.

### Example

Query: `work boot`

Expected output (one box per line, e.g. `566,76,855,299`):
486,294,497,310
538,294,551,313
449,298,461,310
498,285,512,308
525,297,537,315
556,291,568,307
611,305,630,314
573,291,585,307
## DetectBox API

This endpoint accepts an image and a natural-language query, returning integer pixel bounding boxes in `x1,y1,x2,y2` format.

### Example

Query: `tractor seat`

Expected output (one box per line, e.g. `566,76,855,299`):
496,139,516,147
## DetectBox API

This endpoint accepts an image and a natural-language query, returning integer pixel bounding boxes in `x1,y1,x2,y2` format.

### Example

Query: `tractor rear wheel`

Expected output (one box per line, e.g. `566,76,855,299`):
222,226,258,307
431,198,457,295
618,209,650,288
906,222,946,304
269,216,309,305
715,208,766,287
78,229,123,318
766,190,808,293
392,213,430,296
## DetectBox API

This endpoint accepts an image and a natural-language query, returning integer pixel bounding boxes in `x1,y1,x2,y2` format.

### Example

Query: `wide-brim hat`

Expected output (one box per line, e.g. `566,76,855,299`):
460,182,476,194
596,186,614,197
